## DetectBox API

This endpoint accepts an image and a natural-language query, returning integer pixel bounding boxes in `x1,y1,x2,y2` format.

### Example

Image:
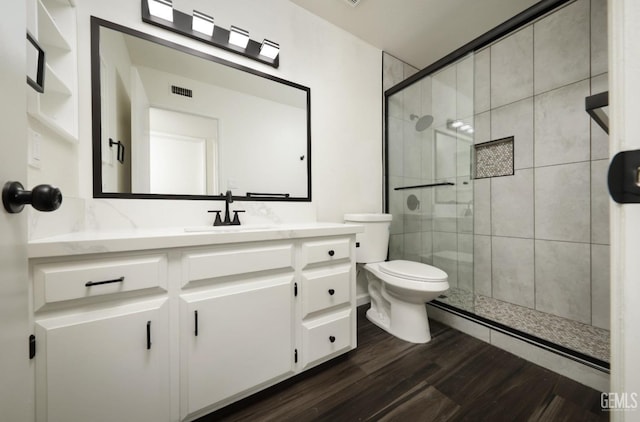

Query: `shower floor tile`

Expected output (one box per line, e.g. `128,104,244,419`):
436,288,474,312
435,288,610,363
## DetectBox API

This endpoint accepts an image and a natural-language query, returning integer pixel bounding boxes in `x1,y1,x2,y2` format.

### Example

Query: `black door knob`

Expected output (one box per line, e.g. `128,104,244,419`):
2,181,62,214
328,250,335,257
329,336,336,343
328,289,335,296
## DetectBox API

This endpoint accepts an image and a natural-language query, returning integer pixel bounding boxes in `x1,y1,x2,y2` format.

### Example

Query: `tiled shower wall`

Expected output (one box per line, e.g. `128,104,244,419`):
473,0,609,330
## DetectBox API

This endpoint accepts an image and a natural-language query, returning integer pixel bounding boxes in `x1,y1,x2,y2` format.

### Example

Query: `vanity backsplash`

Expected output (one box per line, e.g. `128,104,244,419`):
28,196,317,240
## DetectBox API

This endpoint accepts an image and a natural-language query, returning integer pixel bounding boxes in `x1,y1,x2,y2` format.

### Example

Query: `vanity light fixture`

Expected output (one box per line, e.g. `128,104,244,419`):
228,26,250,49
260,39,280,59
192,10,214,37
459,124,471,131
147,0,173,22
141,1,279,68
451,120,463,128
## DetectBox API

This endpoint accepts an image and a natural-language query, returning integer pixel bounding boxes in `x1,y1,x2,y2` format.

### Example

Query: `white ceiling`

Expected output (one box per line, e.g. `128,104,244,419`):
288,0,540,69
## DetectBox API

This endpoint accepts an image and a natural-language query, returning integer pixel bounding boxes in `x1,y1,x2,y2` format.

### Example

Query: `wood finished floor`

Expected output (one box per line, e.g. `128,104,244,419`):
199,305,609,422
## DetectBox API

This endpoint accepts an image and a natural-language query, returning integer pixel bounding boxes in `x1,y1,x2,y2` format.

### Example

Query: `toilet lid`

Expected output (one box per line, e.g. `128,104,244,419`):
378,260,447,282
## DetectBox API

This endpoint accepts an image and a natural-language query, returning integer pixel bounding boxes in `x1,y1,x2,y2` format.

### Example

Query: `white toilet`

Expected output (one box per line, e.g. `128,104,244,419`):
344,213,449,343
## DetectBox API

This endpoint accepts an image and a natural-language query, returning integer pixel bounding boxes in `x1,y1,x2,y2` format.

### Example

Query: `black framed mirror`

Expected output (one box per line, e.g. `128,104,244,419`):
91,17,311,201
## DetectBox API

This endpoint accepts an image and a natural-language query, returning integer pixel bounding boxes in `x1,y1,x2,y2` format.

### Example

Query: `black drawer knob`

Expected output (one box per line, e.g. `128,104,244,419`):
328,250,335,257
329,336,336,343
328,289,335,296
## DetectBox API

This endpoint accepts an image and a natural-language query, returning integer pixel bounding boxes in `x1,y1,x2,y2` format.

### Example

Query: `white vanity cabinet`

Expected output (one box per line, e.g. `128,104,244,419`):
30,253,171,422
299,237,356,369
179,242,296,419
35,300,170,422
27,225,360,422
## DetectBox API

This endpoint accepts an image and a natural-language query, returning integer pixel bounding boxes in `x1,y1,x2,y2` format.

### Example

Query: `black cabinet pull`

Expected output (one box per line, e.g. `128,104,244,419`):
194,310,198,337
85,276,125,287
328,250,335,257
329,336,336,343
328,289,335,296
146,321,152,350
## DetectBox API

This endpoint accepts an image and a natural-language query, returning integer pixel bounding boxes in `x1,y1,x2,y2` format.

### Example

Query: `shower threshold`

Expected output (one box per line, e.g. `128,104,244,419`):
434,287,609,365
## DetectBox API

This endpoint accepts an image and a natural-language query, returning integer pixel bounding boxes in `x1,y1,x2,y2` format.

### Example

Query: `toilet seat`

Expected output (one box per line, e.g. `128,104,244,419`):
378,260,447,282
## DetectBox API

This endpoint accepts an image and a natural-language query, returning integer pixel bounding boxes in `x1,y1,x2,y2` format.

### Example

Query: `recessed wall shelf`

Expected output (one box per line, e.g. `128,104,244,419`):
27,0,78,144
37,0,72,51
44,64,71,96
141,1,279,68
474,137,514,179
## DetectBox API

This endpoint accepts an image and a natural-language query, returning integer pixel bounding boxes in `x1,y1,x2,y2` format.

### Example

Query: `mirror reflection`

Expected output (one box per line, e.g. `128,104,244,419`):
92,18,311,200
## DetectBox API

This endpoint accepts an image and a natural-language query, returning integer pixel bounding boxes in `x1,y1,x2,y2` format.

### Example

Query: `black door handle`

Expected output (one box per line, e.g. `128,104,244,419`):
328,289,335,296
2,181,62,213
328,250,335,257
329,336,336,343
146,321,152,350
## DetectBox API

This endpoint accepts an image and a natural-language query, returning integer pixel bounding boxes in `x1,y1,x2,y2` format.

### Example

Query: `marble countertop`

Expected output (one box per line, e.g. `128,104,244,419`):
28,223,363,259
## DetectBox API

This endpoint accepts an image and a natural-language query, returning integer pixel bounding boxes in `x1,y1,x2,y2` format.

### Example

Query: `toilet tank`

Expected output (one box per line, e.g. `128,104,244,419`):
344,213,392,263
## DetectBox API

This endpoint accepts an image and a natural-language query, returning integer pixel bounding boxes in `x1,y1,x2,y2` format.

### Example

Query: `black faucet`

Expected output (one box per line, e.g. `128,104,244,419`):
208,190,245,226
223,190,233,224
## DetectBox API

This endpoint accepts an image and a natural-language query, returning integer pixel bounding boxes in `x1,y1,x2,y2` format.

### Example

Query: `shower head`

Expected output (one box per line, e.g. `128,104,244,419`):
410,114,434,132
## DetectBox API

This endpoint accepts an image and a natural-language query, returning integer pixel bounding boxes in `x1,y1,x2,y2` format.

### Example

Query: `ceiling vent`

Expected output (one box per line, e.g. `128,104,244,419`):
171,85,193,98
342,0,362,7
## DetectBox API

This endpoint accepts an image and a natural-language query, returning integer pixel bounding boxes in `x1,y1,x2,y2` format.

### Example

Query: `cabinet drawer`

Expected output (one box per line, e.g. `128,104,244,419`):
183,243,294,286
33,254,168,310
301,265,351,318
300,237,350,268
301,309,352,368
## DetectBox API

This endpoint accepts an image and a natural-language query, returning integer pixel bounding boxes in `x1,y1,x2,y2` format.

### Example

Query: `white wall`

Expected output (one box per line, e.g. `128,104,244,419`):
30,0,382,235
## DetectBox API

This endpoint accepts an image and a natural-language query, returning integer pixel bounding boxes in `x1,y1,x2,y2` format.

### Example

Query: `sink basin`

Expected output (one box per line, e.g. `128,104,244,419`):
184,225,274,233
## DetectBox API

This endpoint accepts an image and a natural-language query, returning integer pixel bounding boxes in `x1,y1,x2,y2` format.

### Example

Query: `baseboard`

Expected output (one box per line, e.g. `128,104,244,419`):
356,293,370,307
427,304,610,392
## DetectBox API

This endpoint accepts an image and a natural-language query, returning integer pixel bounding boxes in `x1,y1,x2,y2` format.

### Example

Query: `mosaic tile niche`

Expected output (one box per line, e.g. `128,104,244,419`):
474,137,514,179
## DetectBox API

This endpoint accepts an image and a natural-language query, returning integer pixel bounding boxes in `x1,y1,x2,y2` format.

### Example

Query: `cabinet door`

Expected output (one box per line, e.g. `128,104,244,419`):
35,299,170,422
180,275,294,418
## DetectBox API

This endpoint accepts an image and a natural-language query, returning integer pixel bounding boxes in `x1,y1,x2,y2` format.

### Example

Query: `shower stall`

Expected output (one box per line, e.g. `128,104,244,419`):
384,0,609,370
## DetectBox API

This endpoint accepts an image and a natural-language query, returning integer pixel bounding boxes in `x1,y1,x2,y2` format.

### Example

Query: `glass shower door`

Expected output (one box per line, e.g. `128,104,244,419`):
386,53,474,312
